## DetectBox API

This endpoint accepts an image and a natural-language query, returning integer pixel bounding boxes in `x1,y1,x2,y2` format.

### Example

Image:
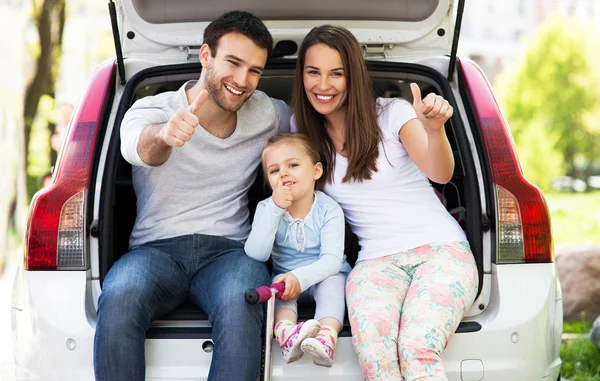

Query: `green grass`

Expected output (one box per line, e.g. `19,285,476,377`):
552,195,600,380
561,338,600,380
565,321,594,334
545,192,600,247
562,322,600,381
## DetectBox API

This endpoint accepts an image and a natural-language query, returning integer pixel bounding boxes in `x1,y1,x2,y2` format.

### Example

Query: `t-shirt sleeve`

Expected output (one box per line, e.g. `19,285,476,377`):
271,98,293,134
382,98,418,137
290,114,298,133
120,96,171,168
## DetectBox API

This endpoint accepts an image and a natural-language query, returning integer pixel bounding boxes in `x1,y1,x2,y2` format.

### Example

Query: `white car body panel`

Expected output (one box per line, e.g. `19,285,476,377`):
115,0,456,62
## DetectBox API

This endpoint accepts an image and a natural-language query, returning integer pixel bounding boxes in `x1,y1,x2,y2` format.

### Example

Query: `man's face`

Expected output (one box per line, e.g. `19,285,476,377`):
202,32,268,112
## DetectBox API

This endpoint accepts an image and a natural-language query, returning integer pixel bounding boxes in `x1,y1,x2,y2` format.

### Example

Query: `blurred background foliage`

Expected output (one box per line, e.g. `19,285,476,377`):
497,14,600,191
0,0,113,272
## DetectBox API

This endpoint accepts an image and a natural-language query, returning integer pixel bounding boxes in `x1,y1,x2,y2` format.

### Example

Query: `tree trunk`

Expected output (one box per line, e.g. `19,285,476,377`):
23,0,66,185
47,1,66,167
564,146,576,179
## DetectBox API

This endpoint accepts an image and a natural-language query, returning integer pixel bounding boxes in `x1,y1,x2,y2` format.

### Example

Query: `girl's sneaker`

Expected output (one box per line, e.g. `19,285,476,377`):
301,328,337,367
277,319,321,363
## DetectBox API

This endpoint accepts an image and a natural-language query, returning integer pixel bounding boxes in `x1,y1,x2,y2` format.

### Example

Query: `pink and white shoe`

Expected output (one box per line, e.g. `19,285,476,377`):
301,336,335,367
277,319,321,363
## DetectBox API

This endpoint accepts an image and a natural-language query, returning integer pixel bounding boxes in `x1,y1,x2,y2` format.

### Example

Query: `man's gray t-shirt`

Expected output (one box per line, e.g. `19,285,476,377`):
120,81,291,248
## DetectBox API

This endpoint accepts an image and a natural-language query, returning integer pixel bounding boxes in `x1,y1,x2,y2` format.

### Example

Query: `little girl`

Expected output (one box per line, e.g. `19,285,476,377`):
244,133,350,367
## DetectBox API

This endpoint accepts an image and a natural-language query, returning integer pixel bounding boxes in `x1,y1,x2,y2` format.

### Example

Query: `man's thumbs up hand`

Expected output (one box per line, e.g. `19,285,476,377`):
158,90,208,147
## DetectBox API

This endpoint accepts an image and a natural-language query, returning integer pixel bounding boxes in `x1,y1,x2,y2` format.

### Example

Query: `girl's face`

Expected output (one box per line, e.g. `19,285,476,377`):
302,43,348,118
263,142,323,201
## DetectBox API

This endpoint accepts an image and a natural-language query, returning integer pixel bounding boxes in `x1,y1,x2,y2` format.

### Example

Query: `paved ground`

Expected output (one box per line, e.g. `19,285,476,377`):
0,258,16,381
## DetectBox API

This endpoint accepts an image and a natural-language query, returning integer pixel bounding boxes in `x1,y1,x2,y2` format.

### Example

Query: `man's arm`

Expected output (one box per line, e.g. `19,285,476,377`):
137,123,172,166
121,90,208,167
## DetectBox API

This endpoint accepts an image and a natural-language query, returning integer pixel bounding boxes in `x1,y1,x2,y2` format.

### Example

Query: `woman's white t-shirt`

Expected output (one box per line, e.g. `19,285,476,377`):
322,98,467,262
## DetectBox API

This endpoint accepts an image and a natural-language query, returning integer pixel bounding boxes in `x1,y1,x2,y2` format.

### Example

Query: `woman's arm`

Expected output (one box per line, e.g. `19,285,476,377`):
399,83,455,184
244,199,285,262
399,120,454,184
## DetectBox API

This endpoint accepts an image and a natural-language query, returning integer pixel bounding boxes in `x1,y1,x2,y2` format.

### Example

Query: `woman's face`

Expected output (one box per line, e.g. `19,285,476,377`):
302,43,347,118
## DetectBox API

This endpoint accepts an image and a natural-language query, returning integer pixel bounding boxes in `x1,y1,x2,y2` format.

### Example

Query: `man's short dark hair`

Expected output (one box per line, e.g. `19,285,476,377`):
203,11,273,57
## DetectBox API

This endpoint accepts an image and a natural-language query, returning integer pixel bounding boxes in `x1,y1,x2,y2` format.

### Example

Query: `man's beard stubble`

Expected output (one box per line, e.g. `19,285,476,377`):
204,61,249,113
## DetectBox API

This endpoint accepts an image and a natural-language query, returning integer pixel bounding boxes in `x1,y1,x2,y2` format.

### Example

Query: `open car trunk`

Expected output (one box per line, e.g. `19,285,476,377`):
97,58,485,339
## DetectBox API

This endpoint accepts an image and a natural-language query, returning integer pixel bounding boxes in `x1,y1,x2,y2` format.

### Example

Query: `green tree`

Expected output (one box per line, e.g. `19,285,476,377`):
23,0,67,198
497,14,600,184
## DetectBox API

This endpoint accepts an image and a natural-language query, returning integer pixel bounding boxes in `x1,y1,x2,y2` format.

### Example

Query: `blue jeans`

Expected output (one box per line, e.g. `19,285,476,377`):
94,234,271,381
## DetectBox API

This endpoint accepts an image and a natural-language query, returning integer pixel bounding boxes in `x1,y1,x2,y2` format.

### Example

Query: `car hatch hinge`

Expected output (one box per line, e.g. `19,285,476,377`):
90,219,100,238
182,46,202,62
361,44,394,61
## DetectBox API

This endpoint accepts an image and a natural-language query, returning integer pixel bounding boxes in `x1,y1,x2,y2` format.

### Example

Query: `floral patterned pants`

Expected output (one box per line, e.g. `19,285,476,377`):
346,242,478,381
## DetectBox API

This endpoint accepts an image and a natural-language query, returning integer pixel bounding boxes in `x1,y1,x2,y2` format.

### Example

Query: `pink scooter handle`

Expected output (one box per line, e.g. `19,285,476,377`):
245,283,285,305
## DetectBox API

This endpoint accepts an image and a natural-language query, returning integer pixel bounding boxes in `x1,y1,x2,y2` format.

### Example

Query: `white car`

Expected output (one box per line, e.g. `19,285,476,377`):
11,0,562,380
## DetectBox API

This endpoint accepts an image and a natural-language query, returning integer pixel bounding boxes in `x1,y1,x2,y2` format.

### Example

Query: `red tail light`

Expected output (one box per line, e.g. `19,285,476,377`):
459,58,553,263
25,62,115,270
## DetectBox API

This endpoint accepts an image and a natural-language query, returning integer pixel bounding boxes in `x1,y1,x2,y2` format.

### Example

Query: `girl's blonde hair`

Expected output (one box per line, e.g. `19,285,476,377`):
261,133,322,187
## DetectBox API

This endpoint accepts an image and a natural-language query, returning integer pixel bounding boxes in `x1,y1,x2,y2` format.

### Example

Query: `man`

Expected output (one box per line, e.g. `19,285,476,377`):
94,11,291,381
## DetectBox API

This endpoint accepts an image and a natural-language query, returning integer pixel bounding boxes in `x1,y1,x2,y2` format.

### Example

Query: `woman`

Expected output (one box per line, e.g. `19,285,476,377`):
291,25,478,380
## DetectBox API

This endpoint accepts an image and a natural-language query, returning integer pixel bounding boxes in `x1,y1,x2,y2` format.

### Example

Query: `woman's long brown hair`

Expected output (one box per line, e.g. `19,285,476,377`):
292,25,381,185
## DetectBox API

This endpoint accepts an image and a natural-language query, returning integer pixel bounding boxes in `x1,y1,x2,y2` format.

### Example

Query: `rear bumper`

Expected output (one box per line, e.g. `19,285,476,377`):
442,263,563,381
11,268,96,381
11,263,561,380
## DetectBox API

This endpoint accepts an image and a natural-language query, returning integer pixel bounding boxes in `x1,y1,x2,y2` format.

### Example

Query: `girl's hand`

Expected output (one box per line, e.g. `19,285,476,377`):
274,273,301,300
410,83,453,133
272,181,293,209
